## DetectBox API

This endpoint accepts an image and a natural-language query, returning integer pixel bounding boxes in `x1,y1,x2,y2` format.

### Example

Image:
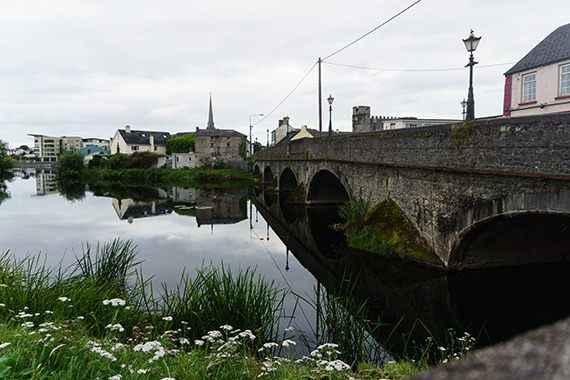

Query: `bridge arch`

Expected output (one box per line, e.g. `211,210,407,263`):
253,164,261,179
279,168,298,192
450,212,570,269
308,169,349,203
263,166,274,183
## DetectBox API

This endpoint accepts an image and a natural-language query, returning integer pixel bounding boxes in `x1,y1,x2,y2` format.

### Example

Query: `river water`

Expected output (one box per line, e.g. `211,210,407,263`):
2,170,570,357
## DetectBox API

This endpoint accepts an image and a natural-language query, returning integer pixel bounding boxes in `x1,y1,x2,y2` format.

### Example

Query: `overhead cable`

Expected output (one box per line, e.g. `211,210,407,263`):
323,60,516,72
254,61,318,126
322,0,422,61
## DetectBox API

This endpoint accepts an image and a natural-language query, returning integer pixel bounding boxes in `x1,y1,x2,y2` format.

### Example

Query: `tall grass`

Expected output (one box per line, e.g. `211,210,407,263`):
151,263,287,343
297,272,387,368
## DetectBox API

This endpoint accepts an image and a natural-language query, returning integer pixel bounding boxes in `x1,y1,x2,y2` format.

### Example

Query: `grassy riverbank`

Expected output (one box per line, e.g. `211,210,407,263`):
0,240,473,379
84,167,253,188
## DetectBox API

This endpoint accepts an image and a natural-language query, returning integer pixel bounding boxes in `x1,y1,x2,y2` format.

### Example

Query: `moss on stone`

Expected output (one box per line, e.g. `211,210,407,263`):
341,198,443,267
284,182,306,204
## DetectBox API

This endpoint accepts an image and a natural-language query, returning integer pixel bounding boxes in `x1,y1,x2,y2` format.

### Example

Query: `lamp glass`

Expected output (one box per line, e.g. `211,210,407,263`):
463,35,481,52
327,95,334,105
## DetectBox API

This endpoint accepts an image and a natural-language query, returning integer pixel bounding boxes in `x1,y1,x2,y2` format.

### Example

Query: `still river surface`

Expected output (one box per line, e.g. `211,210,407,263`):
2,171,570,355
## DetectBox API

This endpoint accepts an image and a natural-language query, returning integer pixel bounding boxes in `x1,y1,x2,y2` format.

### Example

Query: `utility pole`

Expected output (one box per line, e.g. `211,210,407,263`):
318,57,322,137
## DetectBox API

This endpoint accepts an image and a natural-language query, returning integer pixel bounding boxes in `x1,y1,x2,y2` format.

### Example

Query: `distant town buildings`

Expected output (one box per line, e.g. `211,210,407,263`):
28,134,110,162
352,106,460,132
503,23,570,117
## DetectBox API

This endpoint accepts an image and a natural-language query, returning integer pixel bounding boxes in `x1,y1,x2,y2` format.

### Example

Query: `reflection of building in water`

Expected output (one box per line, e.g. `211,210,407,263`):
195,188,248,230
167,187,196,203
112,198,171,223
35,170,57,195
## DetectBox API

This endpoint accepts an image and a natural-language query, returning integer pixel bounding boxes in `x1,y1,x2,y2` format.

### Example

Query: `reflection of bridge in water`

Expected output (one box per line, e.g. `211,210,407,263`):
254,184,570,354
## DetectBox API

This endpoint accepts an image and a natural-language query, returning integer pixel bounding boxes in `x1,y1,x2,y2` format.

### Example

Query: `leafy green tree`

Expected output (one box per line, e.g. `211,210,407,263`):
54,150,85,179
0,140,14,173
253,141,262,153
166,133,195,154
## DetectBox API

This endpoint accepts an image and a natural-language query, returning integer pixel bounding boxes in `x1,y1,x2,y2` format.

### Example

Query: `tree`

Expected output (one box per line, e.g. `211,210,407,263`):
18,145,30,151
54,150,85,179
0,140,13,173
166,133,195,154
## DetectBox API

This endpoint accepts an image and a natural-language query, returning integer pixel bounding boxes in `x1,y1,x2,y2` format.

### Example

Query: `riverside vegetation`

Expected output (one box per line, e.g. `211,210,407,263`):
0,239,475,379
52,150,253,201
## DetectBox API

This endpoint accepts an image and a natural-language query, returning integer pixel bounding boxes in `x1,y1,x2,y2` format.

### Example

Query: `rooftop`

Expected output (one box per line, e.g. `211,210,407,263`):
505,23,570,75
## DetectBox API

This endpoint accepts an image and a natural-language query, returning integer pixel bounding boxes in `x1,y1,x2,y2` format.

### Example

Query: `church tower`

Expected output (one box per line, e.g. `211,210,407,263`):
207,93,215,130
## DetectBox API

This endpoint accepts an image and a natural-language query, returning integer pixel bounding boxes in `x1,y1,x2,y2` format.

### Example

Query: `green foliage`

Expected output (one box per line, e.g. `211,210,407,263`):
106,153,127,170
239,137,247,159
166,132,195,154
0,140,14,173
253,141,262,153
156,263,286,343
124,152,162,169
54,150,85,179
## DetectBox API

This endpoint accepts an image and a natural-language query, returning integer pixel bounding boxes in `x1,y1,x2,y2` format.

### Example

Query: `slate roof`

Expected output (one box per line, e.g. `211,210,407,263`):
119,130,172,145
195,128,246,137
505,23,570,76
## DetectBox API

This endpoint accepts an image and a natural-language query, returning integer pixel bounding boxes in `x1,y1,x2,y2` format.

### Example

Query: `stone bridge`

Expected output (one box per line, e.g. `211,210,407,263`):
254,114,570,270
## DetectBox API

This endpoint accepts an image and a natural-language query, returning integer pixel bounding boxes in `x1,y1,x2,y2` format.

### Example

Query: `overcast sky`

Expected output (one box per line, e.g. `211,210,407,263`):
1,0,568,148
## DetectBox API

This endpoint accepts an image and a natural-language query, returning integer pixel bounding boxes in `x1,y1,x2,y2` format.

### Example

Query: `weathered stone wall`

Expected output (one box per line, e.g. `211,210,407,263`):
257,114,570,177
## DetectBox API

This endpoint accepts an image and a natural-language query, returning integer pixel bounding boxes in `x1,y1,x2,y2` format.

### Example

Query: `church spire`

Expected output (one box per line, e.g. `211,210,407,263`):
207,93,215,130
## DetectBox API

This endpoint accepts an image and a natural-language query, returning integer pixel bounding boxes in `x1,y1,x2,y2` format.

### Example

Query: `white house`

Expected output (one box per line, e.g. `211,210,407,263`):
110,125,172,155
503,23,570,117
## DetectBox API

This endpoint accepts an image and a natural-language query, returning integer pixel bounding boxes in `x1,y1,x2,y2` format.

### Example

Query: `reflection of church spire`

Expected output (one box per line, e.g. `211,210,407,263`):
207,93,215,130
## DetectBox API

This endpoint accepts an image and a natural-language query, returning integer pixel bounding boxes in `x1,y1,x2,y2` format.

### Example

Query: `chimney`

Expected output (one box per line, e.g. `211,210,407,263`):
150,135,154,147
125,125,131,133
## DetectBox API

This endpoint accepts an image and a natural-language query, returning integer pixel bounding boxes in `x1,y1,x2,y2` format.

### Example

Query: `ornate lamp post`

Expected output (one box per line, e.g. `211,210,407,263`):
462,30,481,121
327,94,334,136
249,113,263,157
461,98,467,120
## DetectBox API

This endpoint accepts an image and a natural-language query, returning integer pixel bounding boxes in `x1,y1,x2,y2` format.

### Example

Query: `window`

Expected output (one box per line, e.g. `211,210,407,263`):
522,73,536,102
132,145,139,151
226,142,230,147
561,64,570,96
390,123,396,130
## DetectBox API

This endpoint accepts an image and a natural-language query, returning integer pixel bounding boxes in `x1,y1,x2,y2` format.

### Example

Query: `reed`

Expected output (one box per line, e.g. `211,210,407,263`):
296,272,386,368
154,263,287,344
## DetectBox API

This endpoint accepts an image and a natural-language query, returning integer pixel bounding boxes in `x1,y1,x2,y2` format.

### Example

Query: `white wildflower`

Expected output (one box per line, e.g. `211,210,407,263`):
194,339,205,346
105,324,125,333
220,324,233,330
58,297,71,302
102,298,126,307
162,316,173,321
0,343,10,349
282,339,296,347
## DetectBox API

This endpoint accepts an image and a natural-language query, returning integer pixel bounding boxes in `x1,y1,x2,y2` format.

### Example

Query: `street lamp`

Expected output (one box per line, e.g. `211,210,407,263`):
462,30,481,121
460,98,467,120
327,94,334,136
249,114,263,157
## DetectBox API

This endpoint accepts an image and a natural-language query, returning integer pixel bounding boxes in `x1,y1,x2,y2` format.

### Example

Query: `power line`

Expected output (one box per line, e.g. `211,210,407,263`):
322,0,422,61
323,60,516,72
254,61,318,126
254,0,422,126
